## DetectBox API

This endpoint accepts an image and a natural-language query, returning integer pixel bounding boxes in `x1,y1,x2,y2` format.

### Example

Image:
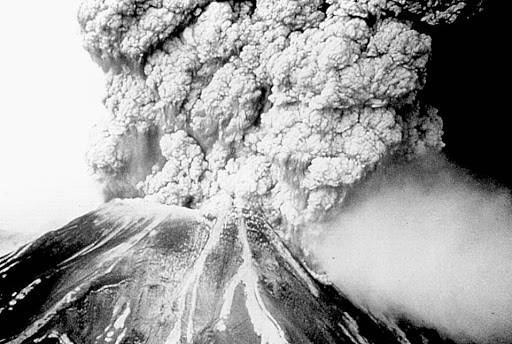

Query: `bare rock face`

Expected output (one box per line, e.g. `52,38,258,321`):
0,200,453,344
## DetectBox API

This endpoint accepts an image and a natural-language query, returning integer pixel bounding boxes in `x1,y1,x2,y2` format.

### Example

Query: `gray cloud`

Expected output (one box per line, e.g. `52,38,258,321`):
310,155,512,343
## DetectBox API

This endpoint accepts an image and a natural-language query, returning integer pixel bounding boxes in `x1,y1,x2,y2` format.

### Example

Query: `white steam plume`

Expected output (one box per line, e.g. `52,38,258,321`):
311,155,512,343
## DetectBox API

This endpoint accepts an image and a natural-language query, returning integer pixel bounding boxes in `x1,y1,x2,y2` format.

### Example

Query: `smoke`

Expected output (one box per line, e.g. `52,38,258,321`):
311,154,512,343
79,0,478,230
96,125,163,201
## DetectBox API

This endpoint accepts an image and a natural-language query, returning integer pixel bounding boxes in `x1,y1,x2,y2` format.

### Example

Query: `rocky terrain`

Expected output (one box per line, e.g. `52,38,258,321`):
0,200,455,344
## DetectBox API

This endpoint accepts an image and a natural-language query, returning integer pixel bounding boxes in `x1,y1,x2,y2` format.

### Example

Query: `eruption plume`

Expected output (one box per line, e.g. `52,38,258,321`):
309,155,512,343
78,0,481,233
75,0,512,342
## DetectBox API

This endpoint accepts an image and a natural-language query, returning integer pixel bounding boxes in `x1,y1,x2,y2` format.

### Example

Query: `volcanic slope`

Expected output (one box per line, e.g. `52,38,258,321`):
0,200,455,344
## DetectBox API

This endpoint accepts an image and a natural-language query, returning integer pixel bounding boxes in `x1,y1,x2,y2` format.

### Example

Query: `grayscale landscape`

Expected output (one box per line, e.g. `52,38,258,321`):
1,1,511,343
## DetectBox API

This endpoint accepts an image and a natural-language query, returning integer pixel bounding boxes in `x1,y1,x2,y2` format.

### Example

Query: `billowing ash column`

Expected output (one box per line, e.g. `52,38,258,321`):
79,0,482,239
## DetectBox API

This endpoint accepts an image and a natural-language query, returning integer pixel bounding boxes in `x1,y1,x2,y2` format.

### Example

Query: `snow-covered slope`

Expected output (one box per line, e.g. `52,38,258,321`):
0,201,455,344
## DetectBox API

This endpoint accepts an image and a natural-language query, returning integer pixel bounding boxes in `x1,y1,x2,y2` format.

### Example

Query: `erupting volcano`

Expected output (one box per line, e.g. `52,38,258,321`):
2,0,512,343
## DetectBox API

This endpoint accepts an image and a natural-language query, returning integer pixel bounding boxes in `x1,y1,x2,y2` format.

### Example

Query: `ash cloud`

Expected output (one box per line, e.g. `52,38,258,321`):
311,154,512,343
79,0,482,230
89,125,163,201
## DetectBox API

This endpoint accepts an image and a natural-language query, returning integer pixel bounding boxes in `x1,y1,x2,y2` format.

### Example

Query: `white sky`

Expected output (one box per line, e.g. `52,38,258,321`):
0,1,105,239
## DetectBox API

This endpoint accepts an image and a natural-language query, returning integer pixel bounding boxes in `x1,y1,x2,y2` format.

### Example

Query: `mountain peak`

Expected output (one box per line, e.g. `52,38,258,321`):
0,201,452,344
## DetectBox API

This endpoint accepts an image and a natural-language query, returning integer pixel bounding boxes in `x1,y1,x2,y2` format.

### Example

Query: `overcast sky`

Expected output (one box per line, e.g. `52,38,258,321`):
0,1,105,243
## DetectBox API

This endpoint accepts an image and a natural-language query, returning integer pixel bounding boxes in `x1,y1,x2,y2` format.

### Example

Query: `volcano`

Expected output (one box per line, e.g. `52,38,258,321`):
0,200,455,344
